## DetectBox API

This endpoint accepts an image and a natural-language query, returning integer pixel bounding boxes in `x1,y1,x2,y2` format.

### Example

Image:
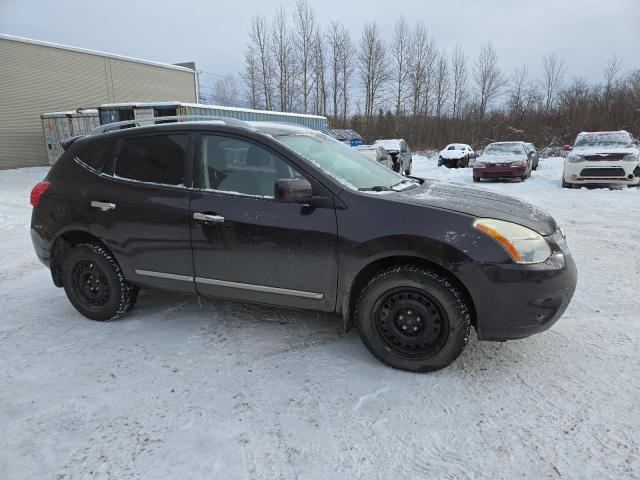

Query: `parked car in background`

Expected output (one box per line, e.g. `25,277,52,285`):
473,142,533,182
438,143,475,168
373,139,412,175
562,130,640,188
357,144,393,170
30,119,577,372
524,142,540,170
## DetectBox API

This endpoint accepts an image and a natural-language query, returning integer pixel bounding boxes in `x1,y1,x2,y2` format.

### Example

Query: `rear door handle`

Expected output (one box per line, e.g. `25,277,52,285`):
91,201,116,211
193,212,225,224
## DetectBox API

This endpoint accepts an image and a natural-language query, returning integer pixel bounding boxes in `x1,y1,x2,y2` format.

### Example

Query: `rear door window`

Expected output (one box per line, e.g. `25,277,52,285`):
76,141,116,172
114,134,188,186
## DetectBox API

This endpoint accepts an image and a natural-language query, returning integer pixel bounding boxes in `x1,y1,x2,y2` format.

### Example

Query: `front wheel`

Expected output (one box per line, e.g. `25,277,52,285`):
473,176,480,183
356,267,471,372
562,178,573,188
61,243,138,321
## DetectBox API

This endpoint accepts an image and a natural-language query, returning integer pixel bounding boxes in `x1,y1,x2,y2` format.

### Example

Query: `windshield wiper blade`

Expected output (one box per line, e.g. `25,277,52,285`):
358,185,392,192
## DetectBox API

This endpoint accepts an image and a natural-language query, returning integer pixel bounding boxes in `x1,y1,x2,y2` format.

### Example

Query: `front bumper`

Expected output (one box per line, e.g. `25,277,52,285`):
474,165,527,178
458,237,577,341
563,161,640,185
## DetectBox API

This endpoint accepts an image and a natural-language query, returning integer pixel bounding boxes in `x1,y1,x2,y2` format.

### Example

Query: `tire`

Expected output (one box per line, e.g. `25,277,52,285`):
355,266,471,373
473,176,480,183
61,243,138,321
561,178,572,189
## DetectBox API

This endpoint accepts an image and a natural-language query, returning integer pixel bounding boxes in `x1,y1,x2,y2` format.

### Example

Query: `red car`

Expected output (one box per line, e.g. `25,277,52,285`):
473,142,533,182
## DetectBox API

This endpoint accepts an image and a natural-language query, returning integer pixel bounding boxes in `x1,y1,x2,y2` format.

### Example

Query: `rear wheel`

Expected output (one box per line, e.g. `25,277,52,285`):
356,267,471,372
61,243,138,321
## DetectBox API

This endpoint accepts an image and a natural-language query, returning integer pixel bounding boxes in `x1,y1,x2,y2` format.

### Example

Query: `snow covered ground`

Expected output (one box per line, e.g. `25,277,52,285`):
1,158,639,479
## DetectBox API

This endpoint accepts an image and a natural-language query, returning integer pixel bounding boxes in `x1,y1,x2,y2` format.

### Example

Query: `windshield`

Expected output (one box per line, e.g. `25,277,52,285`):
574,132,633,149
484,143,525,155
276,132,411,191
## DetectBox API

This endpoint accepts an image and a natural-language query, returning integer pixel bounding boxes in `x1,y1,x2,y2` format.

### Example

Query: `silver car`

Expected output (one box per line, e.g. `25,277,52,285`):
373,139,413,175
356,144,393,170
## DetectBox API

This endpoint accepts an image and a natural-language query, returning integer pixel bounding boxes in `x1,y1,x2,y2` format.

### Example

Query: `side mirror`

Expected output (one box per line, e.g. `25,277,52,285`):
562,145,572,151
275,178,313,203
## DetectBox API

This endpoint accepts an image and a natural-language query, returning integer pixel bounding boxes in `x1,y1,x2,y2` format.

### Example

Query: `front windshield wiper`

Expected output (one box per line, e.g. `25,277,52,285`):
358,185,392,192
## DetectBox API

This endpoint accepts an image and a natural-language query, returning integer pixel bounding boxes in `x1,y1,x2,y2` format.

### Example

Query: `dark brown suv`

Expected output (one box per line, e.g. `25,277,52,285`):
30,120,577,372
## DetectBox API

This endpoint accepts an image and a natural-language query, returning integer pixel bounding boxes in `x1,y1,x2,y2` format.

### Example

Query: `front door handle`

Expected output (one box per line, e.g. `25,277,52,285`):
193,212,225,224
91,201,116,212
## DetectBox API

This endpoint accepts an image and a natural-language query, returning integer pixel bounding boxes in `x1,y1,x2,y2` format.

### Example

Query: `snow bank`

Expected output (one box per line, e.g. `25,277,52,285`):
1,162,639,479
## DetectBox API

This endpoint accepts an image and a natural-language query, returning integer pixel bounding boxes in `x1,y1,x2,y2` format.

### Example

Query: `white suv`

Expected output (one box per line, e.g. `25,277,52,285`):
563,131,640,188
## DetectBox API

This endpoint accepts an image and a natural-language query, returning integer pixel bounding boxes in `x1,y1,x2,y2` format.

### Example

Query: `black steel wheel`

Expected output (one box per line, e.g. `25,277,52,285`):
356,266,471,372
71,259,111,307
62,243,138,321
374,289,448,358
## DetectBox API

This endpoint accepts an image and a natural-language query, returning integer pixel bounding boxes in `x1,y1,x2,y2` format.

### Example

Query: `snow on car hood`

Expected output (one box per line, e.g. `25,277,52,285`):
394,180,557,235
440,150,467,159
571,146,638,156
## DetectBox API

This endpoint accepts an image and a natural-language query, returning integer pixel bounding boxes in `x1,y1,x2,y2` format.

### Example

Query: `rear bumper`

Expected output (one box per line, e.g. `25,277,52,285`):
459,245,577,341
474,166,527,178
31,225,52,267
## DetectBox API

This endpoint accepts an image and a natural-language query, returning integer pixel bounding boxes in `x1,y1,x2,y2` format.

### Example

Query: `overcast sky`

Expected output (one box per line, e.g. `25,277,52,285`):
2,0,638,95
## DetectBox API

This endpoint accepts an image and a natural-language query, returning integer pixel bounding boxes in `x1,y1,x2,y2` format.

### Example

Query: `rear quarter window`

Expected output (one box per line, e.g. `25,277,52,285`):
75,141,116,172
114,134,188,186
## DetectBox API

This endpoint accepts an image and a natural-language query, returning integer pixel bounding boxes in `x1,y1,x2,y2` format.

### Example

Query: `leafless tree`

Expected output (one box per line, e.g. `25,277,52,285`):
249,15,273,110
242,48,260,108
406,23,431,116
391,17,411,115
339,30,353,123
213,74,239,106
450,45,467,118
294,0,316,113
357,23,389,120
508,65,539,122
604,55,623,95
271,8,298,111
433,49,449,121
541,53,566,113
473,41,507,119
312,28,328,116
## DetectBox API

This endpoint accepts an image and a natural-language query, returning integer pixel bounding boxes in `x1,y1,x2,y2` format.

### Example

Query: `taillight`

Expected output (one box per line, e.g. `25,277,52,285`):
30,182,50,207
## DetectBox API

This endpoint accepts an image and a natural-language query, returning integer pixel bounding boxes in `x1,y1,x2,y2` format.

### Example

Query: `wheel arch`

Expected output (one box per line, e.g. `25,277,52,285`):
50,229,112,287
342,255,477,333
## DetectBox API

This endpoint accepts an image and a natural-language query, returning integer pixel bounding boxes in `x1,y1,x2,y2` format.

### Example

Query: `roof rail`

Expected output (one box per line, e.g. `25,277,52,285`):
89,115,255,135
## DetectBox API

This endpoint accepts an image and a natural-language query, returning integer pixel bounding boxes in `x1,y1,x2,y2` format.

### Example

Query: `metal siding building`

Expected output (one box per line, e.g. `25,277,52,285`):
0,34,198,169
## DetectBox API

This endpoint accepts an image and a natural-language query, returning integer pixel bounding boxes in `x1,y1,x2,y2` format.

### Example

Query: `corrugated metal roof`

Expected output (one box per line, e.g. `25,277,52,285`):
99,101,328,121
0,34,194,73
323,129,362,141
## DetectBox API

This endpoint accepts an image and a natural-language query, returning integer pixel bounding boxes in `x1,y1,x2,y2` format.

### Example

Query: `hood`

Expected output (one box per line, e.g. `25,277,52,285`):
572,146,638,158
440,150,466,159
392,181,556,235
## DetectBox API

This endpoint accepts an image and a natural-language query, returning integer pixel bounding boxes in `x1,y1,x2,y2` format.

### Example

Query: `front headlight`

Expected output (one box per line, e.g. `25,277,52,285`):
568,154,585,163
473,218,551,264
511,160,527,167
623,154,639,162
474,161,487,168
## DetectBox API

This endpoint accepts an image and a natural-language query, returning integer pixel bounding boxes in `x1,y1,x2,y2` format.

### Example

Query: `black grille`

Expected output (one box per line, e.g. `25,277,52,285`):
584,154,624,161
580,167,626,177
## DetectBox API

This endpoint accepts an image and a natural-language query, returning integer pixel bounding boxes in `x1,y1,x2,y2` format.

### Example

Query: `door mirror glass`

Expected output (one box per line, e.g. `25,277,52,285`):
275,178,313,203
